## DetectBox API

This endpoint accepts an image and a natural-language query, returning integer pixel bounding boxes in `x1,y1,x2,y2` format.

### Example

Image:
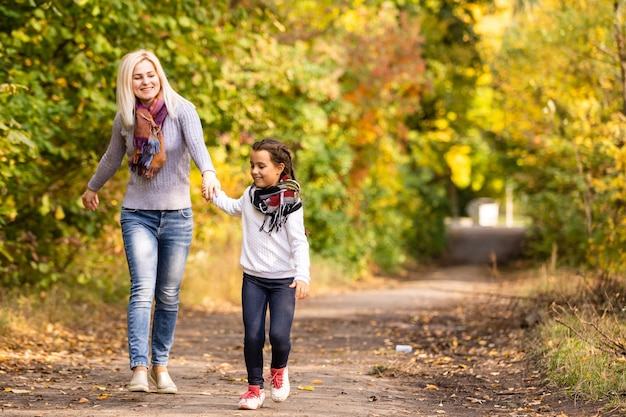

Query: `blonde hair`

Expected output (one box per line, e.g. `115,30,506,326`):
116,49,186,128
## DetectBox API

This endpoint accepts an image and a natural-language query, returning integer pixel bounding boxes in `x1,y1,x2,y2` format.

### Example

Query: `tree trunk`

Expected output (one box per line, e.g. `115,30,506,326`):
615,1,626,115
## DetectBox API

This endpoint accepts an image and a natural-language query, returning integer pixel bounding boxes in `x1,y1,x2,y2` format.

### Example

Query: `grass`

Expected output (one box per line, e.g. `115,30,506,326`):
538,319,626,402
528,268,626,411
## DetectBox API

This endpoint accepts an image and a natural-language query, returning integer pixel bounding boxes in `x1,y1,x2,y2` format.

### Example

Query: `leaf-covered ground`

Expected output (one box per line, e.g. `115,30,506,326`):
0,266,620,416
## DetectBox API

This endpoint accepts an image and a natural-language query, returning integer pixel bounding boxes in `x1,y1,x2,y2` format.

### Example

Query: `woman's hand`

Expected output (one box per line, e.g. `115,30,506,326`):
82,189,99,211
290,280,310,300
202,170,221,201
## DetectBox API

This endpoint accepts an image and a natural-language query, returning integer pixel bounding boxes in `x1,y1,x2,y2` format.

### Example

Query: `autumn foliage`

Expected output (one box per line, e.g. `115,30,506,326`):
3,0,626,289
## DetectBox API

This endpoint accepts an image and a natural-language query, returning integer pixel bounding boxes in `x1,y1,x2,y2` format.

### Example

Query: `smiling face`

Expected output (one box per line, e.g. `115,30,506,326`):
132,59,161,106
250,149,285,189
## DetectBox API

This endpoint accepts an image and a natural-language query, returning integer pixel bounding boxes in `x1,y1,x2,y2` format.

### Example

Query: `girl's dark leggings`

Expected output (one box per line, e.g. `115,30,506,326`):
241,273,296,388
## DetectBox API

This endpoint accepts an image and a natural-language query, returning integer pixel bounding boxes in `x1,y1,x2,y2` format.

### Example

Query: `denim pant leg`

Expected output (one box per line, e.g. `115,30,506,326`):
152,208,193,366
121,208,193,370
241,275,295,387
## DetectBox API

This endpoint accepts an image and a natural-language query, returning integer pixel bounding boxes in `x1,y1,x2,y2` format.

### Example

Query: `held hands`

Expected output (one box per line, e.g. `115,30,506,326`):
290,280,310,300
82,189,99,211
202,170,221,202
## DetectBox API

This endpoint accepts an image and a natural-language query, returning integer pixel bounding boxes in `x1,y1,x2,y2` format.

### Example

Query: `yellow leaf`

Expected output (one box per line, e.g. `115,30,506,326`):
311,379,324,385
78,397,90,404
298,385,315,391
97,393,110,401
54,205,65,220
425,384,439,390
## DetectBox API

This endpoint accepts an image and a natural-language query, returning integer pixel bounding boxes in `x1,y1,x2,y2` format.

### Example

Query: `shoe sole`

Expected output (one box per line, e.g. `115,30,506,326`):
238,403,263,410
128,385,149,393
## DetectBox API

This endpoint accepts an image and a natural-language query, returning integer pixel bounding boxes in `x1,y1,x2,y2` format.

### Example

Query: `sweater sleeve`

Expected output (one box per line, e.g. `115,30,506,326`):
177,100,216,174
212,190,244,217
87,113,127,192
286,207,311,284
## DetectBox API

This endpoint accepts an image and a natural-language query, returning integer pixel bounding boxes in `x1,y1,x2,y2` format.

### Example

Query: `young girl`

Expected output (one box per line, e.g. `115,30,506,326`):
204,138,310,410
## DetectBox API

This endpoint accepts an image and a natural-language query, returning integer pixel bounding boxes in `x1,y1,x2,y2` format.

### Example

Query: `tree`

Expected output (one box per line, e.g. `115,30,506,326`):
491,0,626,269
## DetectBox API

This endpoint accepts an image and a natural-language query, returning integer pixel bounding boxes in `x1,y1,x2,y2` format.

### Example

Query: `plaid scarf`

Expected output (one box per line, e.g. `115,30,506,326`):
250,177,302,233
130,94,168,178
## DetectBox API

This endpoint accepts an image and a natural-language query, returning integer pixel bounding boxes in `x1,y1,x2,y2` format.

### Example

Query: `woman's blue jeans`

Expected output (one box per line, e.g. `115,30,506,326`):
241,274,296,388
120,208,193,370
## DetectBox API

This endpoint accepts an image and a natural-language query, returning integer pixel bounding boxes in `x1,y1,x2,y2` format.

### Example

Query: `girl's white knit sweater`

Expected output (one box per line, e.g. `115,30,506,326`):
213,187,310,284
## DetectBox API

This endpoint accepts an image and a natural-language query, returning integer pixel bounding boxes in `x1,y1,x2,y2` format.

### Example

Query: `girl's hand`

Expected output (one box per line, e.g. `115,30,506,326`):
290,280,310,300
82,189,99,211
201,183,211,201
202,170,221,201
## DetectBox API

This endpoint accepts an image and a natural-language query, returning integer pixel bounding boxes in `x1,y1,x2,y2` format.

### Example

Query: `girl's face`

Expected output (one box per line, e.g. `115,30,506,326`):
250,150,284,189
132,59,161,106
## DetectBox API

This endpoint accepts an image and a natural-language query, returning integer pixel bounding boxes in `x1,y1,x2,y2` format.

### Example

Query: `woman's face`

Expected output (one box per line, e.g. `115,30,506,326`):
132,59,161,106
250,150,284,189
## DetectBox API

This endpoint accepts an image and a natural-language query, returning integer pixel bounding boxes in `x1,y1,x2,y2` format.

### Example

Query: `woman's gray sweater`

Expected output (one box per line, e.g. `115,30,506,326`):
88,100,215,210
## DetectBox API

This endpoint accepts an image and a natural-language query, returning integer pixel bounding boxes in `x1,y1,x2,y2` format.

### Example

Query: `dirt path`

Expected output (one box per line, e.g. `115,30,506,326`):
0,266,618,416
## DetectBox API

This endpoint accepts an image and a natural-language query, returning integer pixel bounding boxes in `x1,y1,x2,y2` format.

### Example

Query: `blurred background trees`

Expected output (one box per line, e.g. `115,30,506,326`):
2,0,626,294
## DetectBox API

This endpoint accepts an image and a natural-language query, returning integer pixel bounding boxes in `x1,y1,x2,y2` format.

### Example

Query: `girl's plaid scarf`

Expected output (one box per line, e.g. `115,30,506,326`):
130,94,168,179
250,177,302,233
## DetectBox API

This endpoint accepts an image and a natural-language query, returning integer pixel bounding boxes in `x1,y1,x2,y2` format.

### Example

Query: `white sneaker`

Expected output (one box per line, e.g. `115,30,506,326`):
269,367,290,402
238,385,265,410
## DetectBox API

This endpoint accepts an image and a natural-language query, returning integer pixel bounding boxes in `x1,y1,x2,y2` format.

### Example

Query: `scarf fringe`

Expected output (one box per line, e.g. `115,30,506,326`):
251,178,302,234
144,138,161,154
260,199,293,233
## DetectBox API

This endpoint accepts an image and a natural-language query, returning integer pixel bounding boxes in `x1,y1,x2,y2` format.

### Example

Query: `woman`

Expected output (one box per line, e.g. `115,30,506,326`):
82,49,220,394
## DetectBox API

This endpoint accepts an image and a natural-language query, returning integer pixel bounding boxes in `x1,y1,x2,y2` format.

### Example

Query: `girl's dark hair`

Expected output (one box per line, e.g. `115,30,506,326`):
252,138,296,180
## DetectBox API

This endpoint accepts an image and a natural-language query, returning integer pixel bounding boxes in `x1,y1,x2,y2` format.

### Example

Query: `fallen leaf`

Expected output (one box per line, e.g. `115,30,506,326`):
425,384,439,390
297,385,315,391
97,393,110,401
10,389,31,394
311,379,324,385
466,396,485,404
78,397,90,404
